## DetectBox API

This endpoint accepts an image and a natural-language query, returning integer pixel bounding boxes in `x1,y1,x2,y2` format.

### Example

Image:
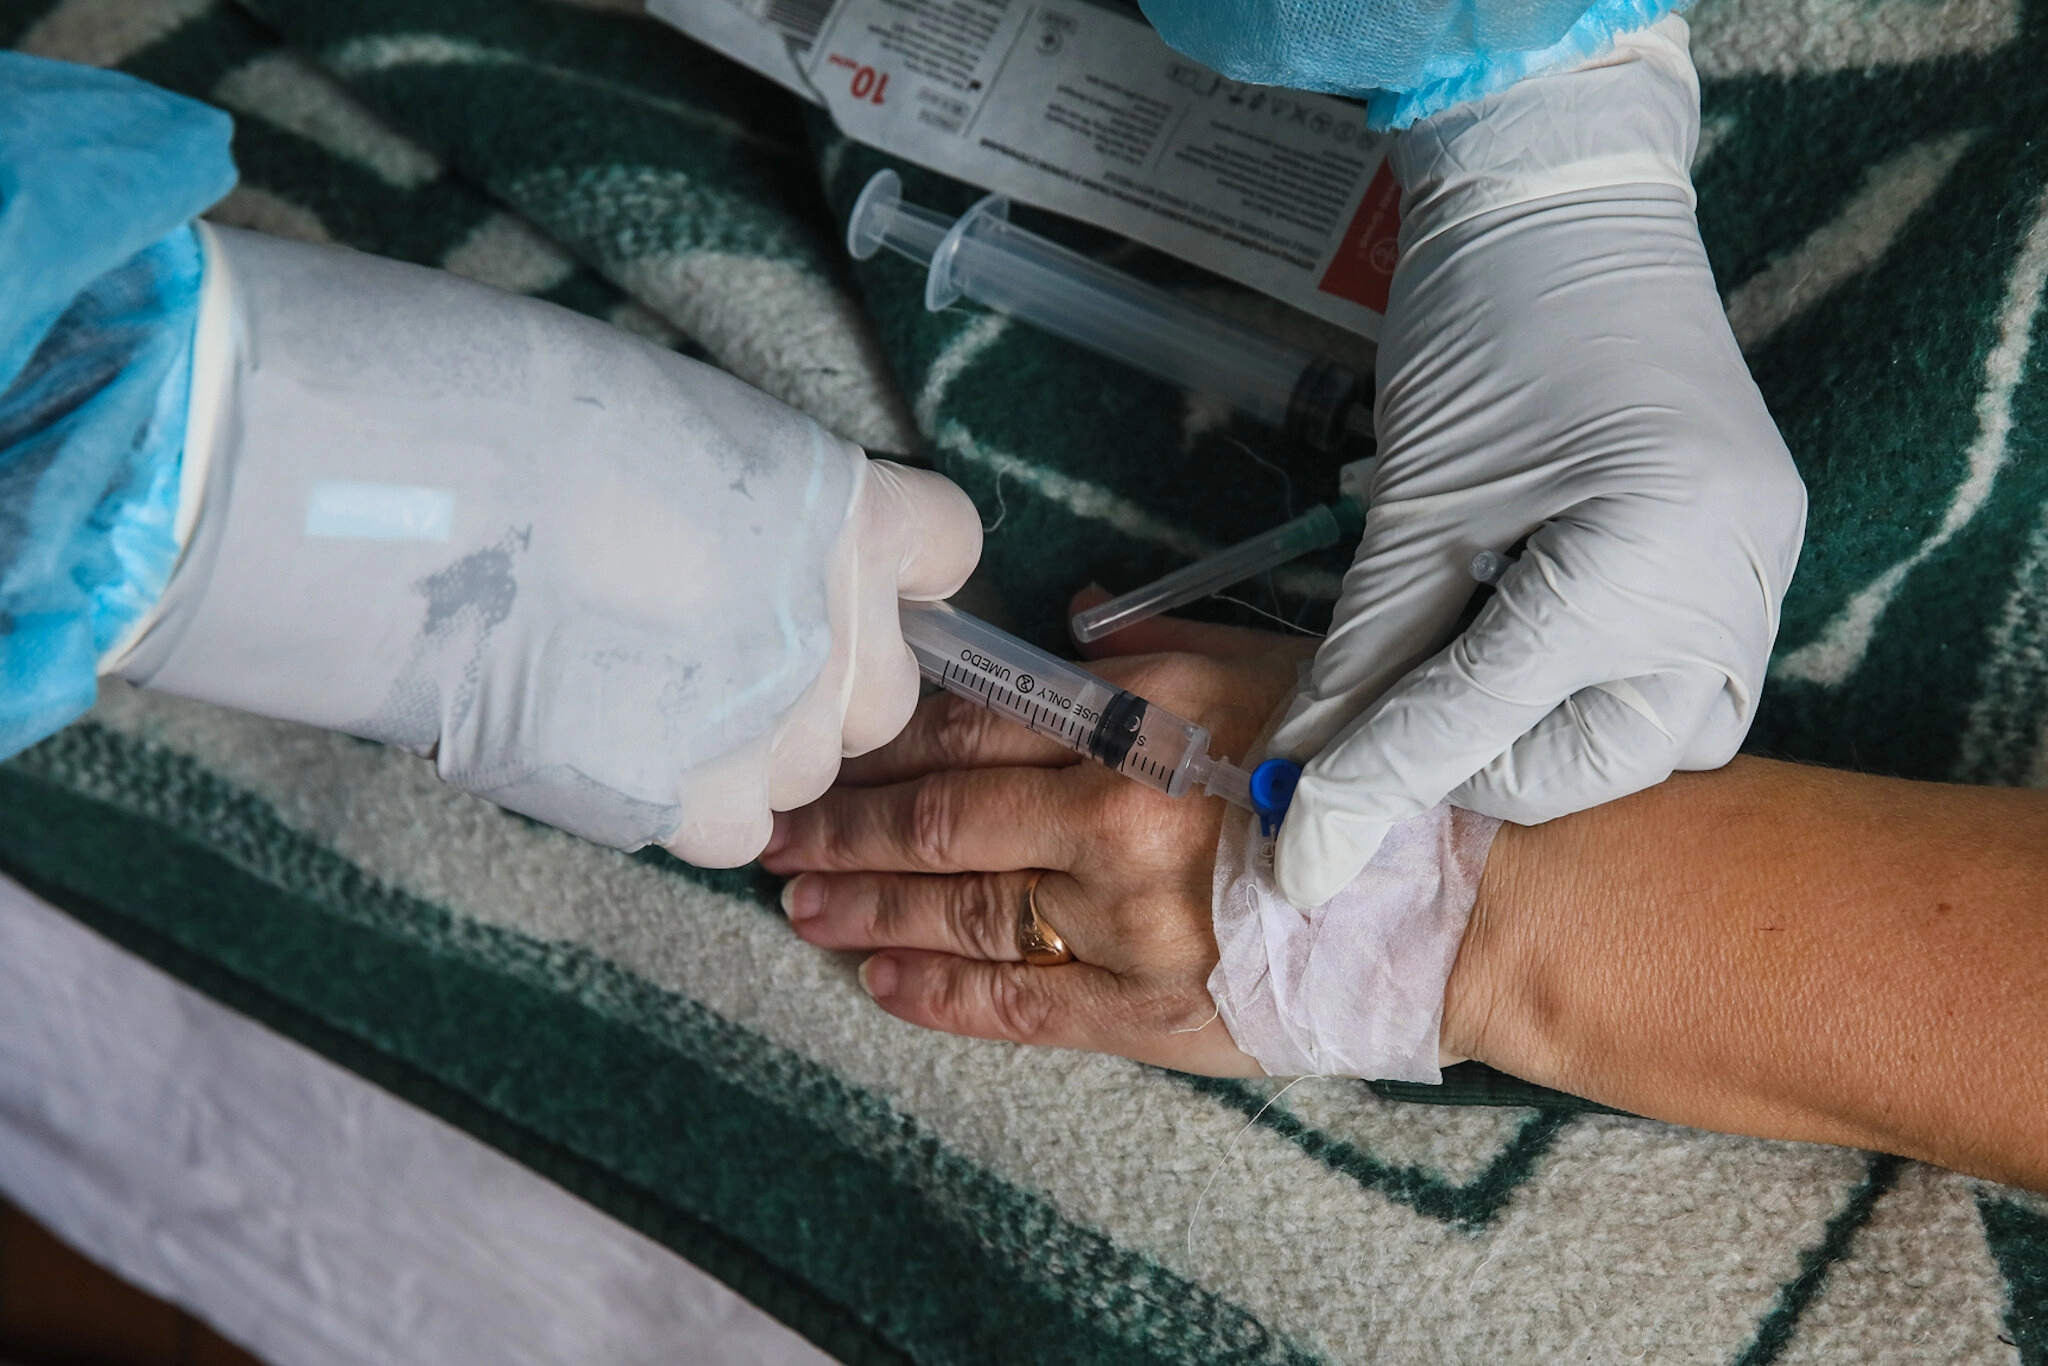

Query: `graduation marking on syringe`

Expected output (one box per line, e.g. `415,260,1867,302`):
901,600,1263,812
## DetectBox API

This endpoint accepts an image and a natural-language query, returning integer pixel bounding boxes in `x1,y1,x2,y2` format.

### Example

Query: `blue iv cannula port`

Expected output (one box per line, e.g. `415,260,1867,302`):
1250,757,1302,837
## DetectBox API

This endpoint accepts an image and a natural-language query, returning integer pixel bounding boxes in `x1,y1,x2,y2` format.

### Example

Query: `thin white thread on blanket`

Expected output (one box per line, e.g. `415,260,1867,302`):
982,470,1009,535
936,420,1213,559
1213,594,1326,637
1186,1075,1324,1262
1223,436,1296,521
1218,436,1347,612
929,420,1343,600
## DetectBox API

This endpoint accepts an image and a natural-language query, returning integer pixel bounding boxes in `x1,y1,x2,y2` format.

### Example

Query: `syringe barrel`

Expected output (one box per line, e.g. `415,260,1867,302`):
1071,503,1347,643
932,199,1361,450
900,600,1242,803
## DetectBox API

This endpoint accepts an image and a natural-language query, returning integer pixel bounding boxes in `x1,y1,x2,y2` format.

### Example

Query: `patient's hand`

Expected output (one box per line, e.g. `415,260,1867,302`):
764,593,2048,1190
759,593,1313,1076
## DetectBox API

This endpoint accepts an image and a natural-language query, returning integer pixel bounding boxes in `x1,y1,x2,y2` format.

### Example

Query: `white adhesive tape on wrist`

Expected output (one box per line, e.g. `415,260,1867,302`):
1210,797,1500,1081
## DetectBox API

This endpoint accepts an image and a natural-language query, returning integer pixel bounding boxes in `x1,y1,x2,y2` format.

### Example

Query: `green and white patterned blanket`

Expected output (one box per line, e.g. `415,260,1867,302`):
3,0,2046,1360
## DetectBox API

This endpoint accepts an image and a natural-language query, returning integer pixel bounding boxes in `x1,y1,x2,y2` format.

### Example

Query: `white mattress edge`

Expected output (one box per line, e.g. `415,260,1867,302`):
0,872,838,1366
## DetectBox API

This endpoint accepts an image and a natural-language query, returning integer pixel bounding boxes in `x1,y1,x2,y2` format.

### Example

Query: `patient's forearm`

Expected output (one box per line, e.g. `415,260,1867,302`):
1450,756,2048,1189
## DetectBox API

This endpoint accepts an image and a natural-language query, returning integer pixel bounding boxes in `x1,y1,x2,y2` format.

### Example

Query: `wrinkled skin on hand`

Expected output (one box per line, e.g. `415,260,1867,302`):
761,593,1314,1076
775,591,2048,1192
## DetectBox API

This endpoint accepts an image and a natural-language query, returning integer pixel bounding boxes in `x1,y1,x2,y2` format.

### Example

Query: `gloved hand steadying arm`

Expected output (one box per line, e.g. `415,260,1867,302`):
109,224,980,865
1272,18,1806,909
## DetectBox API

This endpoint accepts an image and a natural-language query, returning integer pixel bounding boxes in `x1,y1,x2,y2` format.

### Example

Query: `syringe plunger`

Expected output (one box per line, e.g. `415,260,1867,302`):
847,170,950,266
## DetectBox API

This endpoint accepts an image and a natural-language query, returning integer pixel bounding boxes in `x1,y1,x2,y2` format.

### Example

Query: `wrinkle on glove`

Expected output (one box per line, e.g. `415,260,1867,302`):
1390,17,1700,249
0,53,237,758
1139,0,1688,128
1211,800,1500,1080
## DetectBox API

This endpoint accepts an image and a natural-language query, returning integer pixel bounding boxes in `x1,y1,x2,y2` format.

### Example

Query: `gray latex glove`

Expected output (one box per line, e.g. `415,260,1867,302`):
1272,18,1806,908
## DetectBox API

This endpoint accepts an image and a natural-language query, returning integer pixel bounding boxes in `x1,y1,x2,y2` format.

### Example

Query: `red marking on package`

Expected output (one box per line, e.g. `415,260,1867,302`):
1319,162,1402,314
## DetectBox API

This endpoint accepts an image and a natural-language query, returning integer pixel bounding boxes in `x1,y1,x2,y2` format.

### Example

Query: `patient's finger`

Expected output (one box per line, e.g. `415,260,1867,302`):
839,688,1076,788
782,869,1101,963
1068,584,1309,662
761,767,1082,876
858,950,1264,1076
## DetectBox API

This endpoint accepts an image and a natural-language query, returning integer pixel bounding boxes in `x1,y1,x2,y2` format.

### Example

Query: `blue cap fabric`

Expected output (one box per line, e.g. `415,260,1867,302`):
0,53,237,756
1139,0,1688,128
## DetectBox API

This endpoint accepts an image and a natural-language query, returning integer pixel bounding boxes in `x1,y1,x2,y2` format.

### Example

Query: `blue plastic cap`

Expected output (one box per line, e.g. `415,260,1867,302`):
1249,758,1302,837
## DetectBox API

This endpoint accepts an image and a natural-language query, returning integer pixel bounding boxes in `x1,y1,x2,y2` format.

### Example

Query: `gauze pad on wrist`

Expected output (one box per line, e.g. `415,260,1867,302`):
1210,797,1500,1080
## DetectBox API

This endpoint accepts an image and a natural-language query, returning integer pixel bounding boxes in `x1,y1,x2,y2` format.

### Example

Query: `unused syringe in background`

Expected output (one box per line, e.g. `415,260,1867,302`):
900,599,1256,809
849,171,1372,452
1071,457,1376,644
1071,499,1361,643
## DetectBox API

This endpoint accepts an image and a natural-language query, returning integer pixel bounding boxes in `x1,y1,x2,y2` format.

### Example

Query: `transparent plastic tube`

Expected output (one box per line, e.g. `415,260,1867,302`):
847,171,1367,451
900,600,1254,808
1071,495,1367,643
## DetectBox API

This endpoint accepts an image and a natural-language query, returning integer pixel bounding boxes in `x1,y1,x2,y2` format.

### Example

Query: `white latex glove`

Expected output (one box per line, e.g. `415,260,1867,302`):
109,224,980,865
1272,17,1806,909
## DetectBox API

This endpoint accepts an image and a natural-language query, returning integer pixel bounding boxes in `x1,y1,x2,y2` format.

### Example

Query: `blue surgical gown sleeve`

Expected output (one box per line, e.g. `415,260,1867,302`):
1139,0,1687,128
0,52,237,758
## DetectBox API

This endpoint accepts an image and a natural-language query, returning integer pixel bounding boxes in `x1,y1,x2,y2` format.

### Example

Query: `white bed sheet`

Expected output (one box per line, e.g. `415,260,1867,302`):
0,872,837,1366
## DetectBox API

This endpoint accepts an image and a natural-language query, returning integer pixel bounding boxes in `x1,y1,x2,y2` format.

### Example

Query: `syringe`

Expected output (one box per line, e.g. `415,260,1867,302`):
849,171,1372,452
901,599,1286,813
1070,458,1375,644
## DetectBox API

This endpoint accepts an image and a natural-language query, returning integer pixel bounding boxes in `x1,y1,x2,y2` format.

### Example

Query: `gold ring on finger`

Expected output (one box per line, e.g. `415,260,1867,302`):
1017,871,1074,967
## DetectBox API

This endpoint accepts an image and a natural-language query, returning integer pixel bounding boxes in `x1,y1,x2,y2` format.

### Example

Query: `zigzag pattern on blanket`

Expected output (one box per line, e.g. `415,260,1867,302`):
238,0,918,451
7,684,2044,1365
7,0,695,343
2,0,2046,1361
